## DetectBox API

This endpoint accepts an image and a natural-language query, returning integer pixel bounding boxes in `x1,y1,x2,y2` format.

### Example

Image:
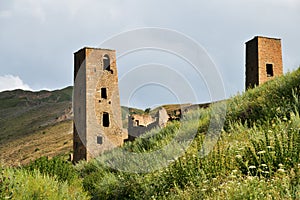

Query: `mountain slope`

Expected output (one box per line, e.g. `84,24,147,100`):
0,87,73,165
0,86,187,165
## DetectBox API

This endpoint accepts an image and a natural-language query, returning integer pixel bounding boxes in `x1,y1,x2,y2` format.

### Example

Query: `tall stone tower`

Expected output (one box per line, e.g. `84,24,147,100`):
245,36,283,89
73,47,127,162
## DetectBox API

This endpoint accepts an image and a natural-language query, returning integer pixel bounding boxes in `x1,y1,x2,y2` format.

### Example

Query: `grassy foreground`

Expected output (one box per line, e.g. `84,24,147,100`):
1,68,300,199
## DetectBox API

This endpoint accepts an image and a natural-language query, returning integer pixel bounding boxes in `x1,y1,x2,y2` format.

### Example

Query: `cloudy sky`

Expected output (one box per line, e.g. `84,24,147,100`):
0,0,299,108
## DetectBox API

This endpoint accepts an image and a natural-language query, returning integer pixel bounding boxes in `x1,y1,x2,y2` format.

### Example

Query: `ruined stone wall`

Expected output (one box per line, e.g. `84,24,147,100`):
157,108,169,127
129,114,156,127
127,121,159,140
127,108,169,140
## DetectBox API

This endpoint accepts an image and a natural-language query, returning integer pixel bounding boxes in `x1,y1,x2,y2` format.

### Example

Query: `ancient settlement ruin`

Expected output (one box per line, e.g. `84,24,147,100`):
73,36,283,162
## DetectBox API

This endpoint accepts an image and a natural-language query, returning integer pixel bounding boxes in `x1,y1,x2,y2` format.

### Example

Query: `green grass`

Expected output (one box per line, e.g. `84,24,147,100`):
0,165,89,200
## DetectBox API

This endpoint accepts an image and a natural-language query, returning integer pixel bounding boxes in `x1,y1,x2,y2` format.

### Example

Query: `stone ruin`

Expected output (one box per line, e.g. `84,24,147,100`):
126,107,169,141
73,36,284,162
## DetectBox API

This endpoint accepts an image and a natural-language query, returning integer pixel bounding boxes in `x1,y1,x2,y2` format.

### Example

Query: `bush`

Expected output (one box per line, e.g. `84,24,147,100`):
236,114,300,177
0,166,89,200
25,156,78,183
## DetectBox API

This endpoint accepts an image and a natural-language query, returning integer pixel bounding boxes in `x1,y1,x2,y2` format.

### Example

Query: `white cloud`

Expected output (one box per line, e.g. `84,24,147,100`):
0,75,32,92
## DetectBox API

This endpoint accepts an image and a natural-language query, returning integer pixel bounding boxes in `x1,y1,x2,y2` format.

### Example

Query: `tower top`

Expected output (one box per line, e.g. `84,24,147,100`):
74,47,115,54
245,36,281,44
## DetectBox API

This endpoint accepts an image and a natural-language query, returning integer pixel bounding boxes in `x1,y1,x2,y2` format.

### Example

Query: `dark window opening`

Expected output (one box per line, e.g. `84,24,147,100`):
135,120,139,126
266,64,274,77
103,54,113,74
103,55,110,71
101,88,107,99
103,112,110,127
97,136,103,144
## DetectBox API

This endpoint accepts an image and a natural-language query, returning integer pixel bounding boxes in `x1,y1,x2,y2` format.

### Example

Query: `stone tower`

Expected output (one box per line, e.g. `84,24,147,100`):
73,47,127,162
245,36,283,89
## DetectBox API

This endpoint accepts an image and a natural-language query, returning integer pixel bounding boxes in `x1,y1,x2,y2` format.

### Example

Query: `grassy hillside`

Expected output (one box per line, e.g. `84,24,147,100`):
1,67,300,199
76,68,300,199
0,87,73,165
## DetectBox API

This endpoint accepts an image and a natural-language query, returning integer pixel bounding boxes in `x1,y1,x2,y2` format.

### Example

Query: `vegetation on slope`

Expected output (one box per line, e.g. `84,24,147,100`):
1,68,300,199
76,68,300,199
0,87,73,165
0,86,73,143
0,157,89,200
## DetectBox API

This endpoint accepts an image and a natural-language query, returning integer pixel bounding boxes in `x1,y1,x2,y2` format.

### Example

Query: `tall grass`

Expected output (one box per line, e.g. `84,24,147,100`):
235,114,300,178
0,166,89,199
225,69,300,127
25,156,78,183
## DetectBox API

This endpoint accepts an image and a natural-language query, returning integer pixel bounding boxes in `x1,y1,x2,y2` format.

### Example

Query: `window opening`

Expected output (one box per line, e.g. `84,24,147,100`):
97,136,103,144
103,112,110,127
101,88,107,99
266,64,274,77
103,54,113,73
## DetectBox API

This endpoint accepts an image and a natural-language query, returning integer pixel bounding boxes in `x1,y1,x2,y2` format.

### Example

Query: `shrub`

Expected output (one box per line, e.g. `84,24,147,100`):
236,114,300,177
0,166,89,200
25,156,78,183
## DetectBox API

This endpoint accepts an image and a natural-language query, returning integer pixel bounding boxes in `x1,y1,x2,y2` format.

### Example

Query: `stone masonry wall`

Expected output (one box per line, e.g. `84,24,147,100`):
245,36,283,89
245,38,259,88
73,47,127,162
73,48,87,162
257,37,283,84
127,108,169,140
